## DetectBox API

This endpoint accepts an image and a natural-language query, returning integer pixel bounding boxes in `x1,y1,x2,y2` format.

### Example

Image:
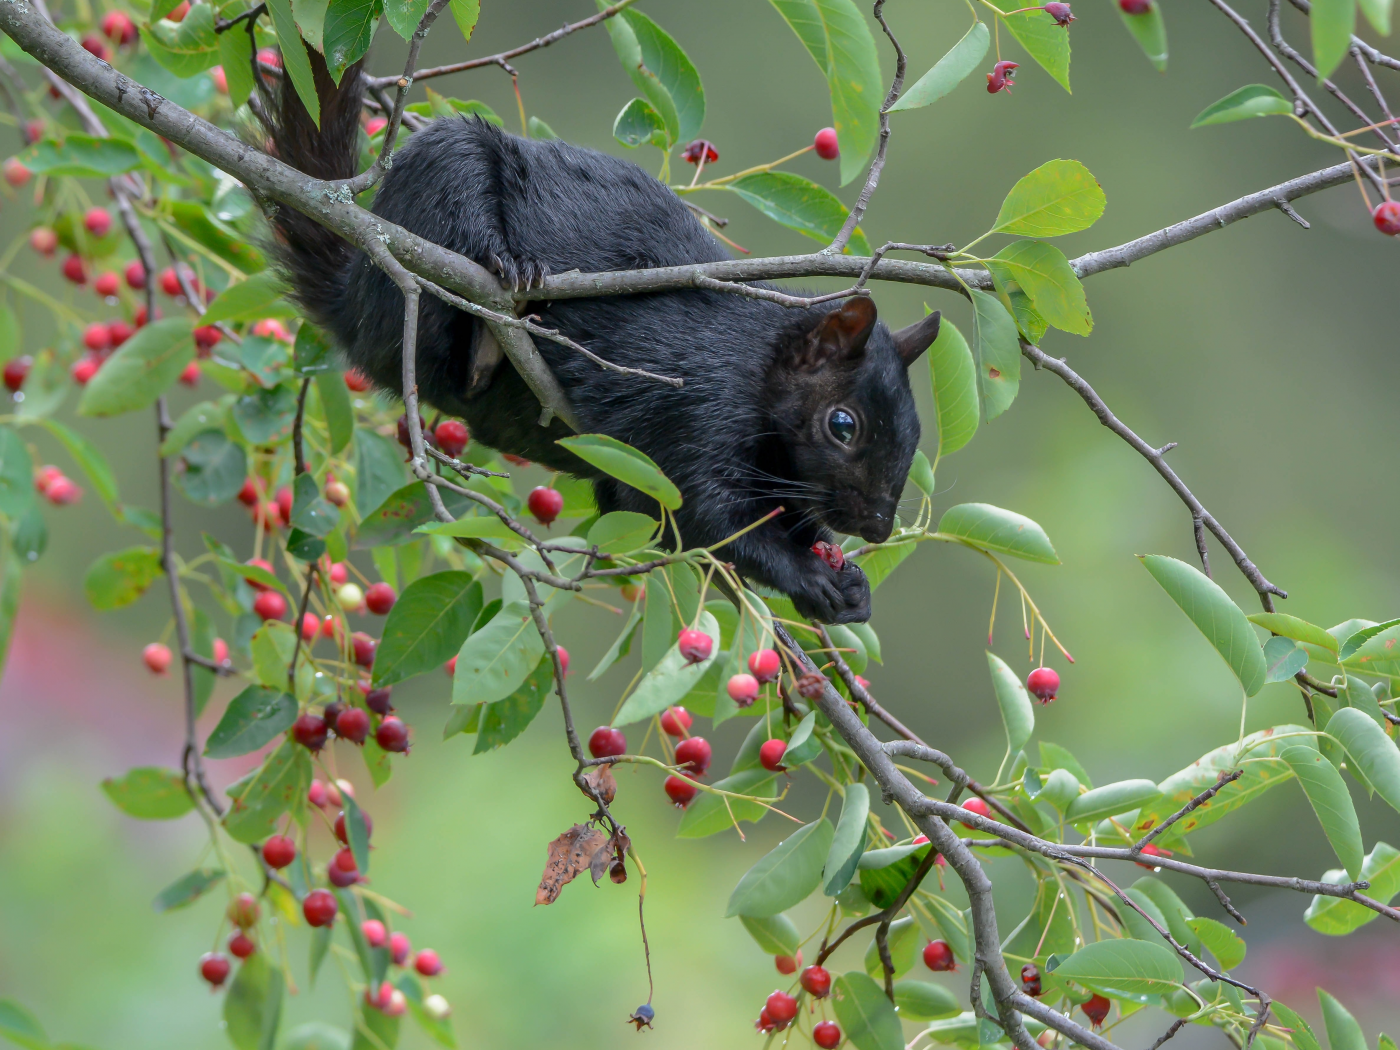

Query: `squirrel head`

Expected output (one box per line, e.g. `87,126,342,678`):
766,297,937,545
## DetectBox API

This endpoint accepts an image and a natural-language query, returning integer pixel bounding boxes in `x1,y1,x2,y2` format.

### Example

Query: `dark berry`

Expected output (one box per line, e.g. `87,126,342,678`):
365,582,396,615
987,60,1019,93
795,672,827,699
200,952,231,987
1021,963,1042,996
336,706,371,744
363,687,394,715
1043,1,1074,23
292,712,329,751
351,632,377,668
229,931,256,959
376,716,409,752
682,139,719,165
1081,994,1110,1027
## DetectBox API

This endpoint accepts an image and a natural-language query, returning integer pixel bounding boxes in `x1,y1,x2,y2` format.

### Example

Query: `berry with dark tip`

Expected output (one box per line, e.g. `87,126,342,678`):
727,673,759,707
434,419,470,455
674,736,711,776
588,726,626,758
376,716,410,752
677,628,713,663
527,486,564,526
759,738,787,772
390,932,411,965
1118,0,1151,11
365,582,396,615
414,949,443,976
629,1004,655,1030
1022,964,1042,996
987,60,1019,93
923,940,956,971
303,888,338,927
1082,994,1110,1027
336,707,371,744
363,687,394,715
801,964,831,997
1044,1,1074,24
227,892,259,929
814,127,840,160
765,990,798,1025
335,809,372,845
682,139,719,165
200,952,231,987
814,1021,842,1049
1373,200,1400,235
261,835,296,869
659,706,692,736
1027,667,1059,703
292,713,328,751
663,775,698,807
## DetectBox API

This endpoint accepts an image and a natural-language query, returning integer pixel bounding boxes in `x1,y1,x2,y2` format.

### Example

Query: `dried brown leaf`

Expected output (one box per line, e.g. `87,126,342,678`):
536,823,607,905
579,763,617,806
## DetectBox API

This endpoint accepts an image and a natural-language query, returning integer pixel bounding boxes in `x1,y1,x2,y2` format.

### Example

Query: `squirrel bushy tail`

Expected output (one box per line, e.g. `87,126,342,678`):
263,54,365,340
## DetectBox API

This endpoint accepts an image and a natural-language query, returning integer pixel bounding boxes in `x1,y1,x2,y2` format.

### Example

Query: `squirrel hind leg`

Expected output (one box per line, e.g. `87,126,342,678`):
487,252,551,293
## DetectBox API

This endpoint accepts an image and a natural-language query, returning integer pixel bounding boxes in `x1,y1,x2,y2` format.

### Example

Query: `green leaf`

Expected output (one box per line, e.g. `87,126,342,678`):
602,8,705,146
323,0,381,80
201,272,291,325
101,766,194,820
16,134,143,176
1041,741,1093,787
1190,84,1293,127
824,782,870,895
1002,9,1071,91
290,472,339,538
1281,745,1363,880
1119,3,1168,71
174,430,248,506
224,951,283,1050
217,25,256,108
267,0,321,128
832,971,904,1050
783,709,823,766
855,540,915,590
382,0,428,39
1311,0,1356,80
250,621,297,689
968,288,1021,420
141,4,219,76
557,434,681,510
0,428,33,519
726,171,870,255
1187,916,1246,971
449,0,478,41
169,201,265,273
1140,555,1266,696
351,429,407,516
1047,939,1183,995
357,482,472,548
527,116,558,139
987,240,1092,336
205,686,298,759
0,547,22,675
993,159,1105,237
725,818,835,916
1319,990,1367,1050
1328,707,1400,813
1250,613,1340,653
232,386,298,446
1338,618,1400,662
83,546,162,611
31,417,119,513
314,371,354,454
473,657,552,753
612,97,669,149
78,319,194,417
1065,779,1162,823
451,599,544,706
1305,842,1400,934
153,867,225,912
938,503,1059,563
739,913,800,955
1263,635,1309,682
889,21,989,111
893,979,962,1021
676,768,779,837
613,610,721,725
586,512,660,555
987,651,1035,757
1358,0,1392,32
0,999,47,1050
223,740,312,843
927,317,978,459
342,792,371,874
1274,1004,1323,1050
863,915,919,979
908,449,935,497
373,573,481,687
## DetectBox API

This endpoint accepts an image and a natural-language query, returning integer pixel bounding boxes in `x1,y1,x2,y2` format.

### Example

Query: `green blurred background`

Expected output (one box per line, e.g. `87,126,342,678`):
1,0,1398,1046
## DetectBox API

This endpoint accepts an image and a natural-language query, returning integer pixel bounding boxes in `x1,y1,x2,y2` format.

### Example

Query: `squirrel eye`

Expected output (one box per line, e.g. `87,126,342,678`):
827,409,856,445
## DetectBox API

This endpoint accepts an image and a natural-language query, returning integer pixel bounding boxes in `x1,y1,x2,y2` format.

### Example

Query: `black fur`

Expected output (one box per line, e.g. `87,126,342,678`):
268,59,936,624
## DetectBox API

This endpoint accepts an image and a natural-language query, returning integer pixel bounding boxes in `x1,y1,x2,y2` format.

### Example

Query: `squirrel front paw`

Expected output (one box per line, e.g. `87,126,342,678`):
788,562,871,625
488,252,550,292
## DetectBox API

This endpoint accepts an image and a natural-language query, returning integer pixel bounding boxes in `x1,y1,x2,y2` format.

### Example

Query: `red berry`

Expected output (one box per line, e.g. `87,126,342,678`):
395,412,425,449
300,612,320,641
43,475,82,505
766,990,798,1025
83,207,112,236
1043,1,1075,24
681,138,719,165
556,645,570,676
365,117,388,136
124,261,146,289
166,0,190,19
158,267,182,296
253,590,287,621
923,940,956,971
81,34,110,61
81,323,112,352
365,582,397,615
331,847,358,875
659,706,692,736
334,808,372,845
257,47,280,69
194,325,222,353
813,127,840,160
913,834,929,845
328,561,349,586
292,712,328,751
71,356,100,385
336,706,371,745
244,557,274,589
444,655,457,675
2,158,28,187
28,228,56,256
351,632,377,668
199,952,231,987
677,628,713,664
275,486,293,524
775,952,800,974
344,369,371,392
759,738,787,772
1081,994,1110,1027
1118,0,1151,11
674,736,711,776
389,932,411,965
227,892,259,928
755,1008,777,1034
361,682,394,715
3,356,31,392
178,361,200,387
229,931,256,959
727,673,759,707
62,255,87,285
94,271,120,297
109,320,133,347
414,949,443,977
303,888,338,927
1021,963,1042,996
588,725,627,759
812,540,845,570
663,774,698,807
801,964,831,998
33,465,61,495
102,10,137,43
252,318,291,343
748,648,781,683
261,835,296,869
434,419,469,456
213,638,229,663
143,642,172,674
1373,200,1400,236
376,716,409,752
527,486,564,526
308,780,328,808
1134,842,1172,870
961,796,991,825
1027,667,1059,703
814,1021,842,1049
987,60,1019,93
361,919,387,947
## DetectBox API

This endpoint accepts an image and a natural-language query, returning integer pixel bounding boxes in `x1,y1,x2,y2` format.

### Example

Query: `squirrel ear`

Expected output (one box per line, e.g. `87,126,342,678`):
791,296,878,371
891,311,940,367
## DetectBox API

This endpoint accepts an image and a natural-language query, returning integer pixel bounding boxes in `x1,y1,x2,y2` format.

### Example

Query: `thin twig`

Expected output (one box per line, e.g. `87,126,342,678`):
1132,770,1242,853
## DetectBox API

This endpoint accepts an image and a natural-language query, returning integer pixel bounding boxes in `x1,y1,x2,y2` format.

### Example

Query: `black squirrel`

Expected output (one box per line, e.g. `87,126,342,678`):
266,58,940,624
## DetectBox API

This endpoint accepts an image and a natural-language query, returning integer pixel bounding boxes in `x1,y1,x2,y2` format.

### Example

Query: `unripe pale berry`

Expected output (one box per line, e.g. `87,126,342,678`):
365,582,396,615
727,672,759,707
527,486,564,526
759,738,787,772
143,642,172,674
414,949,443,976
659,706,692,736
766,990,798,1024
424,994,452,1020
663,774,698,807
801,964,831,997
589,725,626,758
361,919,387,947
923,939,956,971
814,127,839,160
253,590,287,621
1372,200,1400,236
677,628,712,663
325,480,350,506
261,835,296,869
674,736,711,776
28,228,56,256
227,892,259,929
1027,667,1059,703
200,952,231,987
303,888,338,927
434,419,469,456
3,157,30,187
814,1021,842,1049
337,582,364,611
